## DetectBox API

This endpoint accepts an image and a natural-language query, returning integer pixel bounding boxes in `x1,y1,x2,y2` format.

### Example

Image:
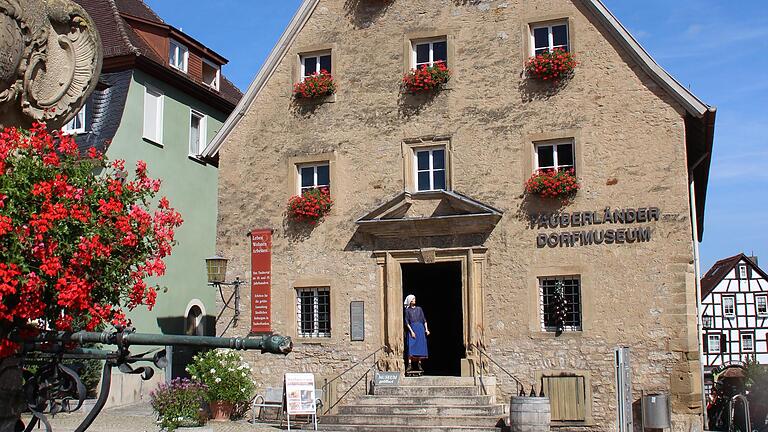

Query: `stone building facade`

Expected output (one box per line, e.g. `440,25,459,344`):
206,1,716,430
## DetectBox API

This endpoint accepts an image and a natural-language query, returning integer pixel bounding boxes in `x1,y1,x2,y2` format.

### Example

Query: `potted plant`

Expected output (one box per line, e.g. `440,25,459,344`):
525,48,578,82
186,350,255,421
150,378,209,431
287,187,333,224
402,61,451,94
293,70,336,99
524,168,579,199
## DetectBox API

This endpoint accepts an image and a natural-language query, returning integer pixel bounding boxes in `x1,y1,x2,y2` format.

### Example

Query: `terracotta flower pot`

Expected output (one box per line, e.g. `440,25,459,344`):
209,400,234,421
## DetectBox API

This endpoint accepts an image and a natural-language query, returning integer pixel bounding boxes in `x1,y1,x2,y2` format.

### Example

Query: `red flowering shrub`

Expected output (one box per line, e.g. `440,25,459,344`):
293,71,336,99
402,62,451,94
525,49,578,82
287,188,332,224
524,168,579,199
0,124,183,358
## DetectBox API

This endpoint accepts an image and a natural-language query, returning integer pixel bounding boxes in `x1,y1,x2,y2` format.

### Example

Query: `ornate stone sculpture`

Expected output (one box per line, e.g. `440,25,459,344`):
0,0,102,129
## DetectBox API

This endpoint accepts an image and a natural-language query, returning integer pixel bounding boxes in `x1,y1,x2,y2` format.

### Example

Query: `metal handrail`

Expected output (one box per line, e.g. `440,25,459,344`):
469,343,526,396
321,346,387,415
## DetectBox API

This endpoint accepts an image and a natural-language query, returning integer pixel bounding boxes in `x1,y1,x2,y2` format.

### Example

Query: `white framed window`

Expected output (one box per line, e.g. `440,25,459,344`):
414,147,447,192
300,52,332,80
535,140,575,173
298,163,330,194
189,110,207,156
757,295,768,316
723,296,736,318
702,315,713,328
739,264,748,279
143,86,163,144
741,333,755,352
531,22,569,56
169,39,189,73
708,334,721,353
296,287,330,338
539,276,582,332
202,59,220,91
412,38,448,69
62,106,86,135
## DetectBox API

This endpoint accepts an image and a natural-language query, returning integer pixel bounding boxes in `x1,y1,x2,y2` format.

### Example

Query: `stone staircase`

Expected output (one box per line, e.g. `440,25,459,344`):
317,375,505,432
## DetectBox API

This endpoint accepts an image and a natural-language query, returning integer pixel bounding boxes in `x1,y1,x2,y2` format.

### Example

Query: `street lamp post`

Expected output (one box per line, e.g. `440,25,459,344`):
206,255,244,333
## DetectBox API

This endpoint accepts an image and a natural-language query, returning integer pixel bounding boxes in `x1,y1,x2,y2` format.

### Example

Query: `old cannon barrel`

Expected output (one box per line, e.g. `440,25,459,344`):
13,330,293,354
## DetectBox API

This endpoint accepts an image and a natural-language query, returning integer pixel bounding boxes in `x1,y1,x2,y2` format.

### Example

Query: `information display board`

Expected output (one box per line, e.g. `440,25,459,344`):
284,373,316,415
250,229,272,333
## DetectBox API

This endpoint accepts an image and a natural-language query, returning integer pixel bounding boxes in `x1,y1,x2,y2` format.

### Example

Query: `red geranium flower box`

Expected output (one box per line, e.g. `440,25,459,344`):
402,62,451,94
288,187,333,223
293,70,336,99
524,168,579,199
525,48,578,82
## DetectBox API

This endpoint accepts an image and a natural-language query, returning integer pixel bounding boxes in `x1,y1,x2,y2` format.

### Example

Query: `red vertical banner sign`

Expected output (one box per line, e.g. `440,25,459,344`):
250,229,272,333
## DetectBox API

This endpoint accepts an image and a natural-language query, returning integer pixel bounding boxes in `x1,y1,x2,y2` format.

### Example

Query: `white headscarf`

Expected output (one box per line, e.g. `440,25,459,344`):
404,294,415,308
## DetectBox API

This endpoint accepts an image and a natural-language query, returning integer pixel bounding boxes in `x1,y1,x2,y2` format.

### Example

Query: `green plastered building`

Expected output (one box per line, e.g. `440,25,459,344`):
70,0,241,405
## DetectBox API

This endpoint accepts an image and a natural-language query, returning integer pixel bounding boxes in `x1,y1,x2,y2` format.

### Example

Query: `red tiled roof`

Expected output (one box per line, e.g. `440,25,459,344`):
113,0,164,23
701,254,766,300
74,0,241,108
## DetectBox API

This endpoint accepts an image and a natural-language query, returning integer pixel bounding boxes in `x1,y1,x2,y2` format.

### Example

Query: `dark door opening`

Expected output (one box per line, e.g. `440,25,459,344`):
402,262,464,376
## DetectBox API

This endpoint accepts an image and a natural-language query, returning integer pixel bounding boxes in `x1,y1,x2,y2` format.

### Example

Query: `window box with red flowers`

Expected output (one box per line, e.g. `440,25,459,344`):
288,187,333,224
293,71,336,99
525,168,579,199
525,48,578,82
402,62,451,94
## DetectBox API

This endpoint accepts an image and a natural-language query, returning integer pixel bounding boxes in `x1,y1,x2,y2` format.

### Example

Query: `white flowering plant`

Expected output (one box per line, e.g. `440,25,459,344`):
186,349,255,403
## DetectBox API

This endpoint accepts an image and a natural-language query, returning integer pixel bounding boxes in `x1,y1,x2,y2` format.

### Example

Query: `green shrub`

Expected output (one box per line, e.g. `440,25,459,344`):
150,378,207,431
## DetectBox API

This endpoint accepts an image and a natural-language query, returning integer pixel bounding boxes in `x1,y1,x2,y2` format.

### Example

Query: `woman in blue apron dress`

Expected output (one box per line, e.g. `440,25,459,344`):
404,294,430,372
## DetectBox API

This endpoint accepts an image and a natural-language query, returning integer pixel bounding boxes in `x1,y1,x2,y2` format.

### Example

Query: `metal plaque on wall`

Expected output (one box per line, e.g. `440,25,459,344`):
350,301,364,341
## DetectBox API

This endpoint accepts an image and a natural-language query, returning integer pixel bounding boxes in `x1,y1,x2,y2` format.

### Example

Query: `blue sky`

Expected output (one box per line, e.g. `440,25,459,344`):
144,1,767,272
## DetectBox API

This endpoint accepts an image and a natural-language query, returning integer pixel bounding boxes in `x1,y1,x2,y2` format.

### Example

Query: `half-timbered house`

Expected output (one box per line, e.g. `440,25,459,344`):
701,254,767,383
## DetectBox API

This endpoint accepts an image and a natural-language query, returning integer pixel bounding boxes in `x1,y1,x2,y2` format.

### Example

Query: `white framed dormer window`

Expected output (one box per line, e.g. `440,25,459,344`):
723,296,736,318
708,334,721,353
412,38,448,69
300,52,331,80
757,295,768,316
143,86,163,144
414,146,447,192
741,333,755,352
202,59,220,91
739,264,748,279
169,39,189,73
535,140,575,173
531,22,569,56
298,163,330,194
62,106,86,135
189,110,207,156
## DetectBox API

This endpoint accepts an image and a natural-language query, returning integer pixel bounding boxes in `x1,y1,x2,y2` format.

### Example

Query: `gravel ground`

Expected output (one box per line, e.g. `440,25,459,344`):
21,402,286,432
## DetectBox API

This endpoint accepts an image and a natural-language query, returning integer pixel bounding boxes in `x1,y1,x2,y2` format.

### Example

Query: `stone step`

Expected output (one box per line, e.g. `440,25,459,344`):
316,425,501,432
373,385,480,397
338,403,504,416
320,414,503,427
316,425,500,432
354,394,494,406
397,376,496,387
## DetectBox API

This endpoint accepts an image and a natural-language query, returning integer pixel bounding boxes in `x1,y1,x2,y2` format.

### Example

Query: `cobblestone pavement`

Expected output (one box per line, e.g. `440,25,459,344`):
22,402,285,432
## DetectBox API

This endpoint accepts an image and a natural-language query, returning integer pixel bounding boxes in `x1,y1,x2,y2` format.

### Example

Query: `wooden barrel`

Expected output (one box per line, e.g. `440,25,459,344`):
509,396,551,432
